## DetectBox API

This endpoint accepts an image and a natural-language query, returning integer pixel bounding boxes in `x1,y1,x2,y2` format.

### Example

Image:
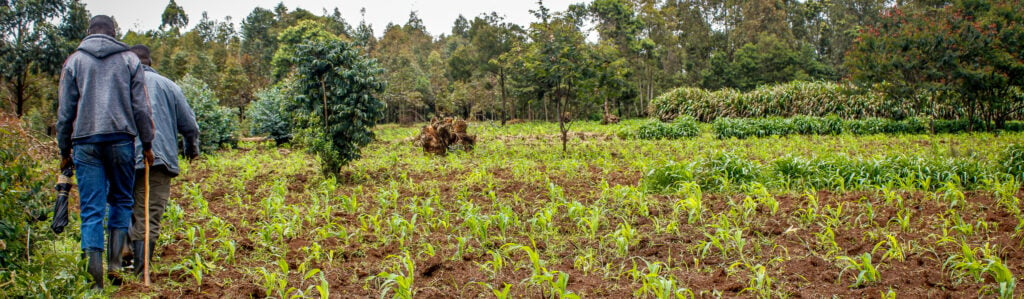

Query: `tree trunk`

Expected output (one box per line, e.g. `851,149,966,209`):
558,85,567,153
15,70,27,118
500,69,508,126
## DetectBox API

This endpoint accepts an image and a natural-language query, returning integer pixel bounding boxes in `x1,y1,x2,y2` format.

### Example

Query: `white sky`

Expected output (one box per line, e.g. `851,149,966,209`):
80,0,587,37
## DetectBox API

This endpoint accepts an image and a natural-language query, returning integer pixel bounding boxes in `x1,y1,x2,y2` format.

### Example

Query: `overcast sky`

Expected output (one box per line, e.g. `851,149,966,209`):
80,0,586,37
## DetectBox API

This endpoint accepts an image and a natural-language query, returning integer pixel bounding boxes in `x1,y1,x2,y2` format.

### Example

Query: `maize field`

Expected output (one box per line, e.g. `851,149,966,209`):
4,120,1024,298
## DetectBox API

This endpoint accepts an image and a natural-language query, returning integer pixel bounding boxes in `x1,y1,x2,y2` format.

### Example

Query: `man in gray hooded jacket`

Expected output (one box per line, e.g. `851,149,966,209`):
57,15,154,288
126,44,200,277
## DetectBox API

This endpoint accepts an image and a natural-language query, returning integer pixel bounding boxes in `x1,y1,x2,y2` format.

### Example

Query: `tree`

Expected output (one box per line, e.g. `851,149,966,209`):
702,33,834,91
0,0,78,117
160,0,188,33
291,39,386,174
527,0,593,152
847,0,1024,129
178,74,237,151
247,80,295,144
240,7,277,96
272,19,338,79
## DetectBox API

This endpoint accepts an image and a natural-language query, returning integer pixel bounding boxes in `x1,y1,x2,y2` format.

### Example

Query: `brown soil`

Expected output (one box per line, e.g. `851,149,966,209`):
112,144,1024,299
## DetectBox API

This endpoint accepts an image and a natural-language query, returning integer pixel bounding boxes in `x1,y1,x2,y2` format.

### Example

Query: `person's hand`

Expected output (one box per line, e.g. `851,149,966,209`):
184,136,199,161
143,149,155,166
60,154,73,170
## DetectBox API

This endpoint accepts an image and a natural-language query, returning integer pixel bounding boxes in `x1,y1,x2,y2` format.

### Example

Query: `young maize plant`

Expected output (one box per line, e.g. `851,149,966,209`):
673,182,704,224
889,209,913,232
871,234,905,262
814,227,841,258
795,190,820,226
475,282,513,299
983,256,1016,299
504,243,580,299
837,253,880,288
728,263,774,298
374,252,416,299
607,222,638,257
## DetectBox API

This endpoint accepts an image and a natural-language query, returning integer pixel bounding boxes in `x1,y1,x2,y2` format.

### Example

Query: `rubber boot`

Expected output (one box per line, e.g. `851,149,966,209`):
132,239,156,276
122,239,134,271
85,250,104,289
107,229,128,285
132,240,145,276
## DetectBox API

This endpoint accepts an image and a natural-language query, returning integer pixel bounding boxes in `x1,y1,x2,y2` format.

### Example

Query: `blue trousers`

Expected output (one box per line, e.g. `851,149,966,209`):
73,141,135,252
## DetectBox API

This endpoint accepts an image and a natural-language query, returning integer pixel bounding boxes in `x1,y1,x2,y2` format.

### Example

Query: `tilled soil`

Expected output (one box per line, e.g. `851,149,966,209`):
114,146,1023,298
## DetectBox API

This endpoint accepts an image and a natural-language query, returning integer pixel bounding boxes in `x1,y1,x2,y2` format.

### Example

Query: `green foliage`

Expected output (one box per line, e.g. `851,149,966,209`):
701,34,835,91
0,121,93,297
272,20,339,79
847,0,1024,126
710,116,1024,139
291,38,385,174
651,81,883,122
635,117,699,140
0,124,49,267
642,149,1012,192
178,74,238,152
0,0,84,117
1000,144,1024,181
641,162,694,194
247,81,296,145
160,0,189,31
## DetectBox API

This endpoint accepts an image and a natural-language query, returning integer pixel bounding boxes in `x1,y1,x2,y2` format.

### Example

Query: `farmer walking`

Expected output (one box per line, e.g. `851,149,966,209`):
56,15,155,289
126,44,200,277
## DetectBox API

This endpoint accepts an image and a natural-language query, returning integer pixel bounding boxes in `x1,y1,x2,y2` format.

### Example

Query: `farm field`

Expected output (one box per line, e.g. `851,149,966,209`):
91,120,1024,298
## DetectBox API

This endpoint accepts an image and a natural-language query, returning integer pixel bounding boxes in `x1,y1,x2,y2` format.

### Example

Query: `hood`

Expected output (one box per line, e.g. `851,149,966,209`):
76,34,129,59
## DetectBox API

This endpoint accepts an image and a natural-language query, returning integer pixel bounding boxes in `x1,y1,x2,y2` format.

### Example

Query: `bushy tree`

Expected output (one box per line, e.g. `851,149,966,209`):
272,19,338,79
701,34,835,91
178,74,237,151
0,0,86,117
291,39,385,174
247,81,295,145
847,0,1024,129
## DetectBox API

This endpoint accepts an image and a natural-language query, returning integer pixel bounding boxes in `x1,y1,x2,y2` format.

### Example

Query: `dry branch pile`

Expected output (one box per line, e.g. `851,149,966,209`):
602,113,620,125
416,117,476,155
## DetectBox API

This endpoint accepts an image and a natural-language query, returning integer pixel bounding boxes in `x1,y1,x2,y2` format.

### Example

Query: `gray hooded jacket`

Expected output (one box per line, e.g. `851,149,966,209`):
134,65,199,176
57,34,154,156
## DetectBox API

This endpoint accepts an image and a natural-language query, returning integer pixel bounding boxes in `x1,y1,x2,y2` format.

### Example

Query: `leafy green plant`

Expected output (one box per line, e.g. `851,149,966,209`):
178,74,238,152
642,162,695,193
291,38,386,174
837,253,880,288
375,252,416,299
635,117,700,140
247,80,296,145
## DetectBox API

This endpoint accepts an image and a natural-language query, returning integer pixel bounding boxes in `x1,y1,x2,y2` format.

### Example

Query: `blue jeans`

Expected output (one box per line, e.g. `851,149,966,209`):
73,141,135,252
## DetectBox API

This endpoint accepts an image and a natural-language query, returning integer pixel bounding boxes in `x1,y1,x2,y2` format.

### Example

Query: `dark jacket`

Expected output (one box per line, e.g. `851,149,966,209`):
57,34,153,156
134,65,199,176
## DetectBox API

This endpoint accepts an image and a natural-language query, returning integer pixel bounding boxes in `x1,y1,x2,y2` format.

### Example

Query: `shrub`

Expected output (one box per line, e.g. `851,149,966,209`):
635,117,700,140
641,162,695,193
0,120,50,268
178,74,237,152
291,39,386,174
247,81,296,145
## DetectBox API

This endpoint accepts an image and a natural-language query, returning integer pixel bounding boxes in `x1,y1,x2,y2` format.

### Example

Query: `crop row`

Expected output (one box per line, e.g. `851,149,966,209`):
649,81,967,122
629,116,1024,140
712,117,1024,139
643,146,1024,193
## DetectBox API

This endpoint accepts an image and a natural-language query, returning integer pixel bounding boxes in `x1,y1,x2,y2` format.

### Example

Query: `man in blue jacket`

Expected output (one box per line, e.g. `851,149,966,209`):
56,15,154,289
127,45,200,276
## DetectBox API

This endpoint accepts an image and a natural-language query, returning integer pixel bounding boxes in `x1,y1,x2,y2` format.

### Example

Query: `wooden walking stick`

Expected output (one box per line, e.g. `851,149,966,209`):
143,161,151,286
